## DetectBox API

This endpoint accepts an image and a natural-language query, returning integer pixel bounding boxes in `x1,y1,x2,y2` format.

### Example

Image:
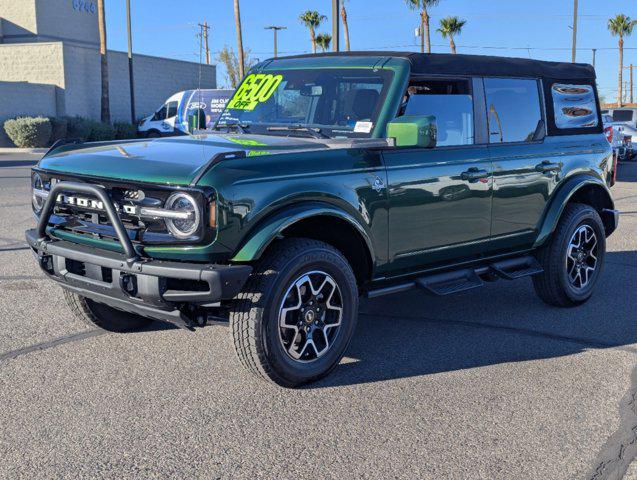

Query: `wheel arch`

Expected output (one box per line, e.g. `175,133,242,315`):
231,203,375,285
534,175,617,248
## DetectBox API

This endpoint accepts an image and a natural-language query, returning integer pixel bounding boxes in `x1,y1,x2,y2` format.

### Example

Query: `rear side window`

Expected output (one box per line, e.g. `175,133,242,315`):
613,110,634,122
485,78,543,143
551,84,598,129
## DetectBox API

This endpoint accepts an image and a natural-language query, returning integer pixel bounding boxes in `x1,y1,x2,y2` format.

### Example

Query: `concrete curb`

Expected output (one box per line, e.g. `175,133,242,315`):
0,148,48,154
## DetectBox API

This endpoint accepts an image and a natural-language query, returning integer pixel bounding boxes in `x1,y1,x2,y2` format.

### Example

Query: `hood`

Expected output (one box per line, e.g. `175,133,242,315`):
37,134,333,186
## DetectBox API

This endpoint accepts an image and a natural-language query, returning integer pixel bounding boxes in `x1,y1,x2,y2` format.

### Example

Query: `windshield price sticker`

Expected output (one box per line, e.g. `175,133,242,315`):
227,74,283,111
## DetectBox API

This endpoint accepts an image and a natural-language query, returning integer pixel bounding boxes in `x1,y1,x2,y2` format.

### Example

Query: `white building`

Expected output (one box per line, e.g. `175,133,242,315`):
0,0,216,145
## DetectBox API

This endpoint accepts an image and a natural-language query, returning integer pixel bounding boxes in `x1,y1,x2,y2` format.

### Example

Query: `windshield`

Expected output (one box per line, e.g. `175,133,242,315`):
217,68,394,138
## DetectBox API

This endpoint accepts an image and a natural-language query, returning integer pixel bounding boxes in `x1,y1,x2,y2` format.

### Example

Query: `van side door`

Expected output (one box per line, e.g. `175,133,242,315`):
383,77,493,272
485,77,556,251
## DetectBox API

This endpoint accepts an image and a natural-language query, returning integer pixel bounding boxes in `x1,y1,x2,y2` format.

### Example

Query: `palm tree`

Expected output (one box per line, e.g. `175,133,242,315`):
405,0,440,54
96,0,110,123
299,10,327,54
233,0,245,80
608,14,637,106
316,33,332,53
341,0,351,51
437,16,466,54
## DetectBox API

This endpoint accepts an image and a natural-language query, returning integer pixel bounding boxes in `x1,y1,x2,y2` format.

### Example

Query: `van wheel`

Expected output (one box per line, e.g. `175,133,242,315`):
230,238,358,388
63,290,154,332
533,203,606,307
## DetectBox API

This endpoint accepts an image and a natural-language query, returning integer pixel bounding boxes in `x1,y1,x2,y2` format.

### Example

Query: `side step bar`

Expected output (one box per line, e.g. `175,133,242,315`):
366,255,543,299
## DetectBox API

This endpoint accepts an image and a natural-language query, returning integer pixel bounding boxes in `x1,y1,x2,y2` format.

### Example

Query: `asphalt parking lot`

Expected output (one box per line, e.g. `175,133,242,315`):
2,154,637,479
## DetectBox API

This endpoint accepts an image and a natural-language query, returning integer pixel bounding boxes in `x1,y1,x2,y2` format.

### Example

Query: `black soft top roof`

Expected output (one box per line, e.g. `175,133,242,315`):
280,51,596,80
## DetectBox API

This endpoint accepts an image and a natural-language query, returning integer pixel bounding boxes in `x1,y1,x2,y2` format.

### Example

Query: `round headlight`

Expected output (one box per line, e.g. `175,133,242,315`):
31,172,45,214
164,193,200,239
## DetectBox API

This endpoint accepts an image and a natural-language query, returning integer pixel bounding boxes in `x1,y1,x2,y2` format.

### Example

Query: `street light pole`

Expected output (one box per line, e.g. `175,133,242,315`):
332,0,340,52
571,0,578,63
265,26,286,58
592,48,597,70
126,0,135,123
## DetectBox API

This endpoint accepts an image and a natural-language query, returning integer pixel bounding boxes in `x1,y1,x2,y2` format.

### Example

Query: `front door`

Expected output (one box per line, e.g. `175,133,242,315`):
383,77,492,273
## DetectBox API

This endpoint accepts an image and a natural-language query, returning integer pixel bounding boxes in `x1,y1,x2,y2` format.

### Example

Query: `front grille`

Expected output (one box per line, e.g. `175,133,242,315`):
34,170,211,246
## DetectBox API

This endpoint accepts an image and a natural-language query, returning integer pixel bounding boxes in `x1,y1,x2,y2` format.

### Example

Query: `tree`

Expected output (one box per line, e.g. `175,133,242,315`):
217,46,257,88
437,16,466,54
233,0,245,80
97,0,110,123
341,0,351,51
608,14,637,106
316,33,332,53
299,10,327,54
405,0,440,54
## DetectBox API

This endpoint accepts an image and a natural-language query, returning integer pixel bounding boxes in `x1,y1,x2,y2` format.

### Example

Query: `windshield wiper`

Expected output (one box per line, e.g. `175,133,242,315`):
215,122,249,134
266,125,329,139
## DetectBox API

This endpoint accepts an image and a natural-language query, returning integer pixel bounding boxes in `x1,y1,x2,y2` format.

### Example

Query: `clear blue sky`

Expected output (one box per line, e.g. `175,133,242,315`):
104,0,636,103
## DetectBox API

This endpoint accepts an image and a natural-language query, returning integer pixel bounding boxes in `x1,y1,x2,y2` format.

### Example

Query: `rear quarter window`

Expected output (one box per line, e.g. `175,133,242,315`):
551,84,598,129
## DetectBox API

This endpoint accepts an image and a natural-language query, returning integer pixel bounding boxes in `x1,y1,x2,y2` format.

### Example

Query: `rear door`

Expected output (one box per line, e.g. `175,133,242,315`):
485,77,555,250
383,77,493,272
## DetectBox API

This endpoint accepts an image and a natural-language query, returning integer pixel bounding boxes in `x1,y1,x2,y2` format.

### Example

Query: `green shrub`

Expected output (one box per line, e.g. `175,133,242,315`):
114,122,137,140
65,116,92,141
3,117,52,148
87,121,115,142
48,117,68,144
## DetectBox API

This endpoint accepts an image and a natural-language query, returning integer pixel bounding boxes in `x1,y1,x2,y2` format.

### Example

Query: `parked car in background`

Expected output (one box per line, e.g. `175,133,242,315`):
138,89,234,138
602,107,637,160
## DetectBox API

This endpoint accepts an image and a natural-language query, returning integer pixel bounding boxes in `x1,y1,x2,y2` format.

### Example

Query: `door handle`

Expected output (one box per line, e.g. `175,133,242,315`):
535,161,562,173
461,168,489,182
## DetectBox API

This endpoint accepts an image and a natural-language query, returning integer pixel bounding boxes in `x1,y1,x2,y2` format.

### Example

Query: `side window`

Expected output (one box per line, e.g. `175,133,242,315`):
166,101,178,119
551,83,598,129
485,78,543,143
613,110,634,122
154,104,168,121
402,79,474,147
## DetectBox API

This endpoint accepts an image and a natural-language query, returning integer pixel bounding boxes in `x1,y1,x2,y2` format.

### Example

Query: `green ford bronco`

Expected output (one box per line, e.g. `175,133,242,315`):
27,52,618,387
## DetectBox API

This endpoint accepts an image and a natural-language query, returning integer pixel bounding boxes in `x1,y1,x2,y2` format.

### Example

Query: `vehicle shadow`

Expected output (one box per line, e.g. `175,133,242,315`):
311,250,637,389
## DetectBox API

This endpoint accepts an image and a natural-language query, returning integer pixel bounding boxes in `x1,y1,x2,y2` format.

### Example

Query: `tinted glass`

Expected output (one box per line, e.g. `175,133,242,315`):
613,110,634,122
219,69,394,138
485,78,543,143
166,101,178,118
154,105,167,121
405,94,474,146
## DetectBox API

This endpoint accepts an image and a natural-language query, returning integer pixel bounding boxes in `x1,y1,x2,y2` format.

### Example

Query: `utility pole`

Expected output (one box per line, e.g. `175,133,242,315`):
332,0,340,52
571,0,578,63
199,22,211,65
265,26,286,58
625,64,634,104
126,0,135,123
592,48,597,70
97,0,110,123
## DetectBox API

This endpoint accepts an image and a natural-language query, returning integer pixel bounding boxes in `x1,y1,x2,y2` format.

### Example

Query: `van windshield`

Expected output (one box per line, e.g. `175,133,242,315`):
217,68,394,138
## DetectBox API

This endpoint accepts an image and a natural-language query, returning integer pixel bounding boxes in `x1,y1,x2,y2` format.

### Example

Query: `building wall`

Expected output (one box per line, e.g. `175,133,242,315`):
0,0,98,46
0,81,57,145
63,44,217,122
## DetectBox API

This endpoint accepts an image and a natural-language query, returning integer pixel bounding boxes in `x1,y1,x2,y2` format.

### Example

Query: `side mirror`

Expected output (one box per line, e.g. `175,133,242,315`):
386,115,437,148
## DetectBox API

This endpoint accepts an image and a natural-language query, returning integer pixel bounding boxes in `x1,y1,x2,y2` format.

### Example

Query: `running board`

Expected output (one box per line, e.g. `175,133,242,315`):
416,269,484,296
365,255,543,299
490,256,543,280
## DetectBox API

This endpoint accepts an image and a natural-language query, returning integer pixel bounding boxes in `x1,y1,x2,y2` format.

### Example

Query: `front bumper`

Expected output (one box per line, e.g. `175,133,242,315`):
26,229,251,328
26,180,251,329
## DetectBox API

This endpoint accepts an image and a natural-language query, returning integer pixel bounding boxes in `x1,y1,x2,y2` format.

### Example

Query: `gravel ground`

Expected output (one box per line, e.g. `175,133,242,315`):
1,154,637,479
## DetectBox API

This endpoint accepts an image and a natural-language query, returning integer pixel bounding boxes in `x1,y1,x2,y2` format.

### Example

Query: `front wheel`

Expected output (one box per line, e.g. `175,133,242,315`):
533,203,606,307
230,238,359,388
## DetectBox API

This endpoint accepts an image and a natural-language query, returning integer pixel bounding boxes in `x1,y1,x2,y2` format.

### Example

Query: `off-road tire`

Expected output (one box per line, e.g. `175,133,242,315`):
230,238,358,388
63,290,154,332
533,203,606,307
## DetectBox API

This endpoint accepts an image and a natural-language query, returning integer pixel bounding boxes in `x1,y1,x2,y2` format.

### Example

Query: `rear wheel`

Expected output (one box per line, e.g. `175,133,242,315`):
63,290,154,332
230,238,358,388
533,203,606,307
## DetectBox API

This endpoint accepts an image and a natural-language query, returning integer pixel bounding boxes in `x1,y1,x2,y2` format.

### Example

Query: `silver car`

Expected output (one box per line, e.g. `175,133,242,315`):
602,108,636,160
